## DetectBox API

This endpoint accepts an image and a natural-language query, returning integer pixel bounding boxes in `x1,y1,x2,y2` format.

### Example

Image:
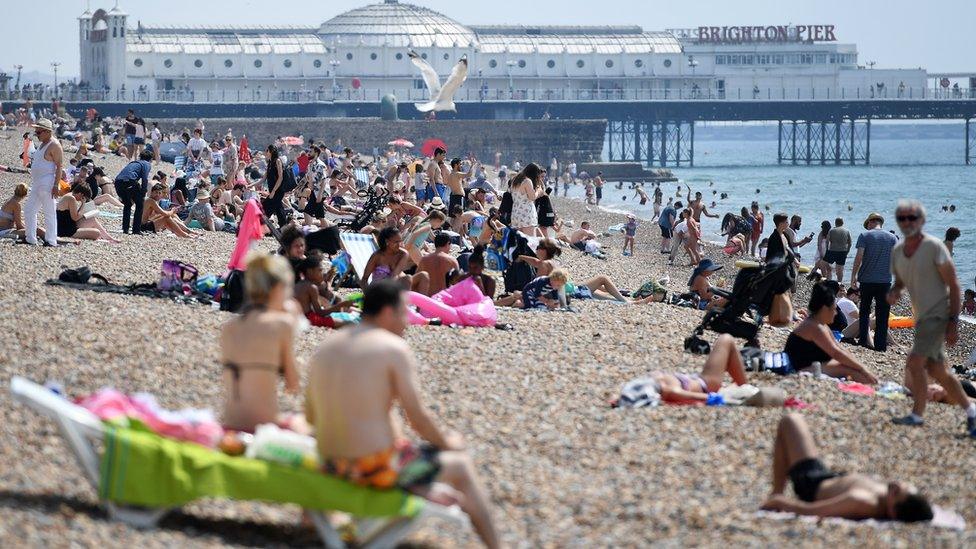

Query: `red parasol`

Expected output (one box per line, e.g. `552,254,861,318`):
351,78,362,90
421,138,447,158
238,136,251,163
388,138,415,148
282,136,304,146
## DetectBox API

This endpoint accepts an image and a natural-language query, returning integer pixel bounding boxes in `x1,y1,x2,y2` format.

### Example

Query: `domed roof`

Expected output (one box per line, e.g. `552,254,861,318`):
318,0,476,48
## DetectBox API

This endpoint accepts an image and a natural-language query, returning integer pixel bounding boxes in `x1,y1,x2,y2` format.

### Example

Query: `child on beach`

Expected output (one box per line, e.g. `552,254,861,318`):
293,254,353,329
623,214,638,256
963,289,976,316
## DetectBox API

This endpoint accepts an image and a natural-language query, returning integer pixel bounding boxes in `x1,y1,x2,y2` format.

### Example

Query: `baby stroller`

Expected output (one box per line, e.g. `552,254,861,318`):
336,186,390,232
686,257,796,349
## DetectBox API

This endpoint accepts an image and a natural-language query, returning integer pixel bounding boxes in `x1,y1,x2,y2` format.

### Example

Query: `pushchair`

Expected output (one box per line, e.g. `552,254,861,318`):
336,186,391,232
686,257,796,349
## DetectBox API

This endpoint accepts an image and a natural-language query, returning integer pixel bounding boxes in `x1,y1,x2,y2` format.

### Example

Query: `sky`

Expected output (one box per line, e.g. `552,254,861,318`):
1,0,973,78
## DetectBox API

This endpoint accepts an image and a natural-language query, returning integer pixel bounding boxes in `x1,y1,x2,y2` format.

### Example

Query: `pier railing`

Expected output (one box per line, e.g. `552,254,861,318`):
2,86,974,104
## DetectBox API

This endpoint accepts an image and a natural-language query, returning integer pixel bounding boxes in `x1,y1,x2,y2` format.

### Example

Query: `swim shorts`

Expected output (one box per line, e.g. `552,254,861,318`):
306,311,336,328
788,458,842,502
321,440,440,490
140,221,156,233
823,250,848,265
660,225,673,239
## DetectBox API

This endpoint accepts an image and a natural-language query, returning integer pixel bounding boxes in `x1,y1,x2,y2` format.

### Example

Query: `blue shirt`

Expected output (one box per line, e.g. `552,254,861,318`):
855,229,897,284
522,276,559,309
115,160,151,190
659,206,676,228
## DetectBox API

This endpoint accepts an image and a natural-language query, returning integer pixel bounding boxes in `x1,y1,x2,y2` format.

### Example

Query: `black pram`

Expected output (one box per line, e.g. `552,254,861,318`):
336,186,391,232
688,257,796,346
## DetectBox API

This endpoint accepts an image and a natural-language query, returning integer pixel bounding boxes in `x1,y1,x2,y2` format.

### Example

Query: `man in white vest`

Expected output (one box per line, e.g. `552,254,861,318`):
24,118,63,246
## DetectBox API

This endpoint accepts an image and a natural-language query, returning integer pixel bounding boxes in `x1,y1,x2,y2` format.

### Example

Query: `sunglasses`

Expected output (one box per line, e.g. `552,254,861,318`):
896,215,919,222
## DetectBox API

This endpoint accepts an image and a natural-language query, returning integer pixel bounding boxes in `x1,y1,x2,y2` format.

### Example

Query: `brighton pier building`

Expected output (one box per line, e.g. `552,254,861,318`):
79,1,928,102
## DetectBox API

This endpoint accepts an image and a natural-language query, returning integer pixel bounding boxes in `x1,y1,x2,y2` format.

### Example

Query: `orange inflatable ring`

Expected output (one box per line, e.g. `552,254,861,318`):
888,316,915,329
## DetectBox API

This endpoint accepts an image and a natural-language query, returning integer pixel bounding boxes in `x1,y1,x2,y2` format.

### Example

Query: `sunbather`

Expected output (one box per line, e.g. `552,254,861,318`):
761,413,933,522
646,334,748,403
779,282,878,384
362,227,429,293
220,252,303,433
55,185,121,243
688,258,727,310
294,254,353,328
142,184,198,238
0,183,43,241
305,280,502,548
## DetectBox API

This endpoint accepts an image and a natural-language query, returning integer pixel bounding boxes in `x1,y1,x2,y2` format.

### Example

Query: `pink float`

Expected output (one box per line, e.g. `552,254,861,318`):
408,278,497,327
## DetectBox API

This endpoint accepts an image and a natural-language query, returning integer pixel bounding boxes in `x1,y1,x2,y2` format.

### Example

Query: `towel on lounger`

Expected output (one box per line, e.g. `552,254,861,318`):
98,423,423,517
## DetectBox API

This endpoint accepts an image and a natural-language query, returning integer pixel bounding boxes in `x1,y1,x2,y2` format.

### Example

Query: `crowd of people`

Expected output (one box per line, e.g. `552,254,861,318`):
6,104,976,542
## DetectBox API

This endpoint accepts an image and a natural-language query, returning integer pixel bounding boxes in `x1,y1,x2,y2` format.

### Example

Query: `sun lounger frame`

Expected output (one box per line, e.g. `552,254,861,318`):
10,376,468,548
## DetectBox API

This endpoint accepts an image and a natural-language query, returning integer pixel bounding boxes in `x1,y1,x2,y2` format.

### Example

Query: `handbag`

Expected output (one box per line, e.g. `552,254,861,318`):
158,260,199,293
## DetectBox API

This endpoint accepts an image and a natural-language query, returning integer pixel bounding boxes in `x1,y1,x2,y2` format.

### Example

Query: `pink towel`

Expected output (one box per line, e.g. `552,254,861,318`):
837,382,876,396
77,389,222,447
227,199,266,271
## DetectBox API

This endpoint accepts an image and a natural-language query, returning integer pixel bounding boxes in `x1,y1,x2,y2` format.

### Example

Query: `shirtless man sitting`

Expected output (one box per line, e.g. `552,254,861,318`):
141,183,199,238
568,221,605,258
418,232,459,296
305,281,502,548
761,413,933,522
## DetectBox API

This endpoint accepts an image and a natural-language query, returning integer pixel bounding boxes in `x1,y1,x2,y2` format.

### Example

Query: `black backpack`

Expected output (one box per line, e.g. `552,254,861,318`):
220,269,246,312
58,266,108,285
281,162,298,194
498,191,513,225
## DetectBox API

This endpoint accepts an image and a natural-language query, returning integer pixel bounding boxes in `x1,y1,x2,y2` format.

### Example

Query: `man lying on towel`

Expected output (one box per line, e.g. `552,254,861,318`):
761,414,933,523
304,280,502,548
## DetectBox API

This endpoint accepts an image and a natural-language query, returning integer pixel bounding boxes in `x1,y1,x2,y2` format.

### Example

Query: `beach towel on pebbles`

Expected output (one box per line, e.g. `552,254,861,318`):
756,507,966,531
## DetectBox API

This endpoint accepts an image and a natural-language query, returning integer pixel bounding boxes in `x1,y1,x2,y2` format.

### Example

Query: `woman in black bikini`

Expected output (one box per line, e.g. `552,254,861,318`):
782,282,878,384
220,252,304,433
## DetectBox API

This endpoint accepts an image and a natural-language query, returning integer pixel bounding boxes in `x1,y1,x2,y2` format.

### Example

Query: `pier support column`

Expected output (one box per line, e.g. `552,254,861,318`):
778,119,869,166
777,120,783,165
967,118,973,166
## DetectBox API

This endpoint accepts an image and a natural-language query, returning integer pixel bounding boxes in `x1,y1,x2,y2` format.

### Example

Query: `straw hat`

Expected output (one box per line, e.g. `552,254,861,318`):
32,118,54,132
863,212,884,229
429,197,446,210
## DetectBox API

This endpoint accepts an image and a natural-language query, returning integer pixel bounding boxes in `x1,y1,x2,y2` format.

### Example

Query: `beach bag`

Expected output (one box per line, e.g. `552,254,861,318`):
634,279,667,299
158,260,199,293
220,269,245,312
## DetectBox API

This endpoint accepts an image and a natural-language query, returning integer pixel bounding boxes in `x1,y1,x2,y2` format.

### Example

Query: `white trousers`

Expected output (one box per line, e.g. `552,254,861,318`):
24,183,58,246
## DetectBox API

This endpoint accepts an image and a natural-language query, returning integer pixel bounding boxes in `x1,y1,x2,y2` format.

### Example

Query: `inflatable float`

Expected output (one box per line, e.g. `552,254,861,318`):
408,277,497,327
888,315,915,329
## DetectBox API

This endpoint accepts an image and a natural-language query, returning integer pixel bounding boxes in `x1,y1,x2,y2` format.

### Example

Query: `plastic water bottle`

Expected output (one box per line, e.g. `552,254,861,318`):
810,361,823,378
245,423,319,469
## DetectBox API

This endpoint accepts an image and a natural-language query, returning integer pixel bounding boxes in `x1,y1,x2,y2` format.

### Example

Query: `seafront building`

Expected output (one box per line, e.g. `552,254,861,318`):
78,0,933,102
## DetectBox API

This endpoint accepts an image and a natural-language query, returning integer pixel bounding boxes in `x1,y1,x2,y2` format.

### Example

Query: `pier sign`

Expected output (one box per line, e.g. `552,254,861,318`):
696,25,837,43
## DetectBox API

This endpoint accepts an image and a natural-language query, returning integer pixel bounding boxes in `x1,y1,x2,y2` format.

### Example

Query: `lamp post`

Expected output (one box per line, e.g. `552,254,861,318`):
13,64,23,90
505,60,516,98
51,62,61,93
687,56,699,98
329,59,340,97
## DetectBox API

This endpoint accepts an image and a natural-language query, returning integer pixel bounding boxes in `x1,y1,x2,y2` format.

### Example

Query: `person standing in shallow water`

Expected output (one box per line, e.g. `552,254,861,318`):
887,200,976,437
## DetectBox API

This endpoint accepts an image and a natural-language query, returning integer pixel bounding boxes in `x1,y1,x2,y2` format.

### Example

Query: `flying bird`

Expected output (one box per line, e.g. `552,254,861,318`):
408,51,468,113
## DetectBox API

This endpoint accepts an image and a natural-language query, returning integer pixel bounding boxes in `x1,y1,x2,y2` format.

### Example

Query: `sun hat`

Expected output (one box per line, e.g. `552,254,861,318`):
627,213,636,220
174,169,186,179
863,212,884,229
32,118,54,132
688,258,723,286
429,197,446,210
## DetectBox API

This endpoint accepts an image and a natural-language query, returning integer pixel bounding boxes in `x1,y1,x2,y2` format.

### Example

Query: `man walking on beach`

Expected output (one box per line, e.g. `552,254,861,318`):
305,281,502,548
23,118,63,247
824,217,852,282
887,200,976,436
850,212,896,352
658,199,679,253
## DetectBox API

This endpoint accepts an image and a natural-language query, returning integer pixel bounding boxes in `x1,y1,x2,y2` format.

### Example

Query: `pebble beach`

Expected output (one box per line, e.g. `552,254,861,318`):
2,134,976,547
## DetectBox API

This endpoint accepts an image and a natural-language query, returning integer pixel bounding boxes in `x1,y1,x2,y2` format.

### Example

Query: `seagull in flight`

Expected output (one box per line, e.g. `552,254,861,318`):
408,51,468,113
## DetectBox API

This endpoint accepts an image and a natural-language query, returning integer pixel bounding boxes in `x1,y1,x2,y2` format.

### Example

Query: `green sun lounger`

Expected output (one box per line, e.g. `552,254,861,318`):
10,376,469,548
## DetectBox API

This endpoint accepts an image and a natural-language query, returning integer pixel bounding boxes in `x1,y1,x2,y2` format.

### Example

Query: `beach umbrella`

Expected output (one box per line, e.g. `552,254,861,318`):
421,138,447,158
388,138,415,148
282,136,304,146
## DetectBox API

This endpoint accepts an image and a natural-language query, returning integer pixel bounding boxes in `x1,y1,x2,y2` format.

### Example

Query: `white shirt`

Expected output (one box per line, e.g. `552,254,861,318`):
674,220,688,237
150,128,161,141
837,297,858,324
188,137,207,156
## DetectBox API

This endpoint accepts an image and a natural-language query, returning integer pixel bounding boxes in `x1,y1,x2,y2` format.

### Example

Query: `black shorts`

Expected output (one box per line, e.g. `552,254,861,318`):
140,221,156,233
789,458,842,502
571,241,587,251
659,225,673,239
133,137,146,145
449,193,464,215
595,188,603,199
303,198,325,219
823,250,848,265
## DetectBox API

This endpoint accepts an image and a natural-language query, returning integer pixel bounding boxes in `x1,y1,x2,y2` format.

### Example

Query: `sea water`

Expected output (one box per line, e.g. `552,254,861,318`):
566,134,976,287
